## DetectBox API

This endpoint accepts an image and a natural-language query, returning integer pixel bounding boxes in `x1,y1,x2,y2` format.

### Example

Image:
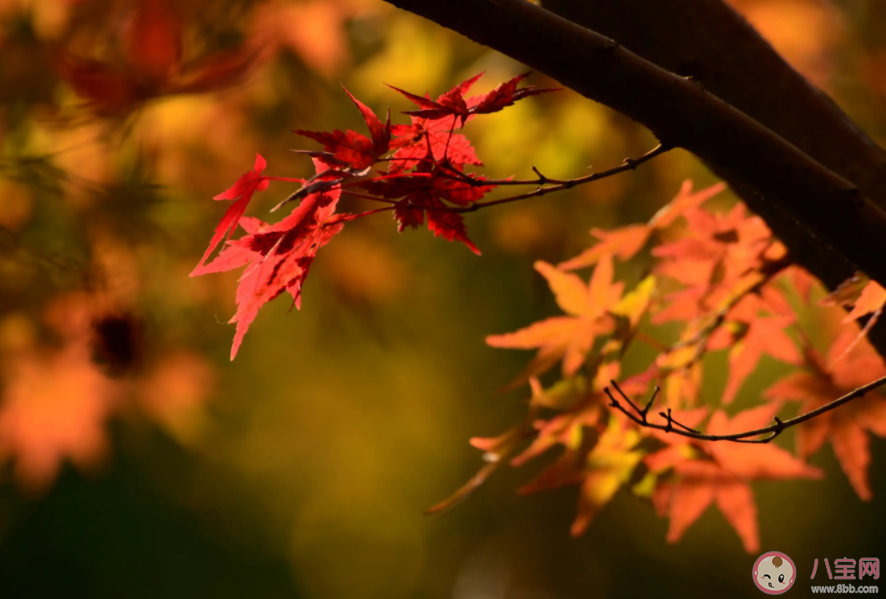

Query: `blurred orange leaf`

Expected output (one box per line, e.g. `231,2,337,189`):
0,344,118,493
648,404,822,552
766,324,886,500
486,256,623,383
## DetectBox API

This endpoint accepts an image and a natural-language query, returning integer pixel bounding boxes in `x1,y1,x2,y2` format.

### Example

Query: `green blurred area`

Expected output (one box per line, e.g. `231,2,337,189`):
1,0,886,597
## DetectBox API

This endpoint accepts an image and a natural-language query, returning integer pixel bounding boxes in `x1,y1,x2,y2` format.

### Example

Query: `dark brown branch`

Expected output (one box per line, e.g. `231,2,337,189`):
382,0,886,358
605,377,886,444
540,0,886,204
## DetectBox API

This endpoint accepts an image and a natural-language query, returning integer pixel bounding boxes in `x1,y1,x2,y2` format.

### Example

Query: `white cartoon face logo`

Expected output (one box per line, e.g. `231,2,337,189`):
753,551,796,594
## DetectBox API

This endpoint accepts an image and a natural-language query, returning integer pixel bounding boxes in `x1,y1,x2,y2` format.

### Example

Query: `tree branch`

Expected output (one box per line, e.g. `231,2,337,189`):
451,144,668,212
540,0,886,306
382,0,886,356
541,0,886,203
605,377,886,444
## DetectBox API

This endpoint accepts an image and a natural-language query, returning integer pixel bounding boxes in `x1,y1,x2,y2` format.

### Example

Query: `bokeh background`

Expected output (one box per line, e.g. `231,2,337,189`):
1,0,885,597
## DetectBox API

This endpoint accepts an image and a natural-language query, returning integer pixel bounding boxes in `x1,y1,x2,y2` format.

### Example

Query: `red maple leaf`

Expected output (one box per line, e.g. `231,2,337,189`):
472,73,560,114
295,86,391,170
223,193,343,359
388,115,482,173
388,72,484,124
389,72,558,123
193,159,345,358
191,153,270,274
229,201,342,358
361,145,492,254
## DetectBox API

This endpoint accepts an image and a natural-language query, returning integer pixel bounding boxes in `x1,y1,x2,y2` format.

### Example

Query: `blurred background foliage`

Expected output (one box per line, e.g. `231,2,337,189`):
0,0,885,597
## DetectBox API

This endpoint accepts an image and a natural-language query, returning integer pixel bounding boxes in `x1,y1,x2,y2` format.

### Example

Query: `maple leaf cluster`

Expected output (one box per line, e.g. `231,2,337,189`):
192,73,557,358
436,181,886,552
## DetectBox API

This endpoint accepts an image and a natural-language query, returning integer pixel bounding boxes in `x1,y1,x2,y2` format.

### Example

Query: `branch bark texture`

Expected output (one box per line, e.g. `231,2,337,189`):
542,0,886,202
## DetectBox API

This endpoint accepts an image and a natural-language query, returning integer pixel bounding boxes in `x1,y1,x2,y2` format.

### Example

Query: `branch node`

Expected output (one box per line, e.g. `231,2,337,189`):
660,409,674,432
610,380,643,415
641,386,660,422
600,39,620,57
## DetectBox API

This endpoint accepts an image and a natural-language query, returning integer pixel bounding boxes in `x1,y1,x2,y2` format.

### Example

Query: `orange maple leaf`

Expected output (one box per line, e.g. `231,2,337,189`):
765,322,886,500
651,202,774,326
841,279,886,323
559,180,726,272
486,256,623,383
819,275,886,354
0,344,118,493
706,293,801,403
647,404,823,552
511,363,623,467
518,415,645,537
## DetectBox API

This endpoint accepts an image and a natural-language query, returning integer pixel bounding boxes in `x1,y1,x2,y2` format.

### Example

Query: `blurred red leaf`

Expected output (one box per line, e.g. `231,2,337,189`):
124,0,182,84
54,55,145,114
56,1,266,114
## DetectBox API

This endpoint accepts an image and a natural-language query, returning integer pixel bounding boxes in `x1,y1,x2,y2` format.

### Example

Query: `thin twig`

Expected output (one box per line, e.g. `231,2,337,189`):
451,144,669,212
605,376,886,444
338,144,668,216
340,190,397,204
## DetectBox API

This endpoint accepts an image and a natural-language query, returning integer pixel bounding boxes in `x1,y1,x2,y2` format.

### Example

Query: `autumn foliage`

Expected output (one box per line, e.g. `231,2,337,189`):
443,182,886,553
10,0,886,594
192,75,886,553
192,73,556,358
